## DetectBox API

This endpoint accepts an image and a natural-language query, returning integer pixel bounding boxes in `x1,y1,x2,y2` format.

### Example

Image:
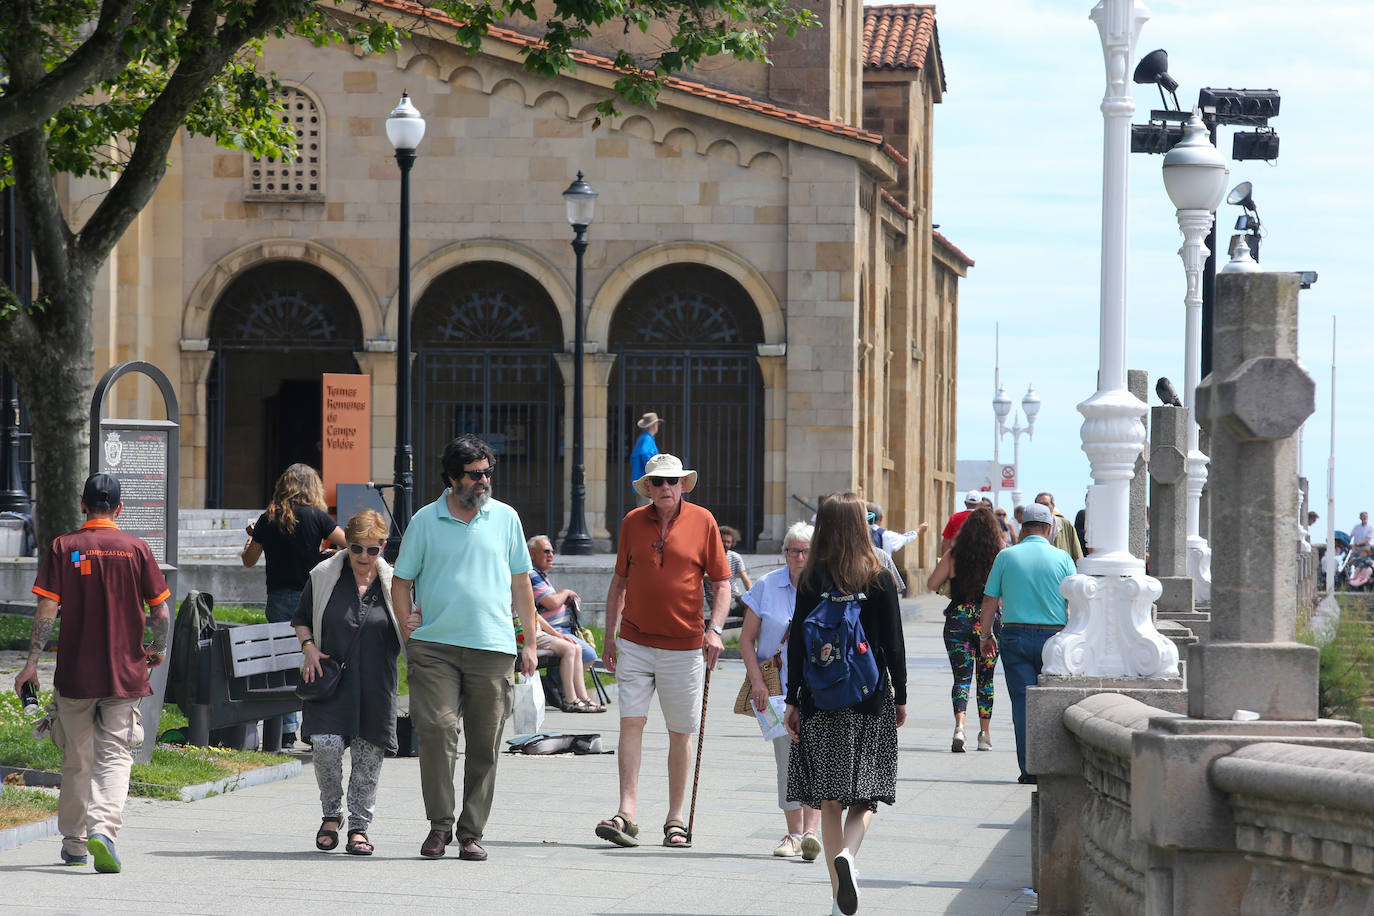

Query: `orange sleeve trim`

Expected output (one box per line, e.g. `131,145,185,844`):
32,586,60,602
147,588,171,607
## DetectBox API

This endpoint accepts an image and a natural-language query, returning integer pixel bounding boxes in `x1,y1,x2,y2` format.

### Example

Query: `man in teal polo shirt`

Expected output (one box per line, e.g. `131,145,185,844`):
392,434,537,862
978,502,1076,784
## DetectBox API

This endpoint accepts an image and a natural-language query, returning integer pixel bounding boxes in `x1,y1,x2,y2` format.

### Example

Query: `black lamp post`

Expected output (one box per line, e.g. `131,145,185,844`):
384,91,425,560
0,180,31,514
560,171,598,556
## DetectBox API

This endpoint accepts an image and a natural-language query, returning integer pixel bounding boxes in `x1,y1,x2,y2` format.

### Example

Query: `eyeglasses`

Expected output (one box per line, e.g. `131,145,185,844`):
647,476,679,488
461,467,494,481
784,547,809,557
652,537,666,567
349,544,382,556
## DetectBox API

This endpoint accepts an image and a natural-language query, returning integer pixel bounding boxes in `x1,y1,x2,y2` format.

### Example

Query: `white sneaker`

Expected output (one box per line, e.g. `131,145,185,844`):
977,732,992,751
773,834,801,857
952,725,966,753
800,831,822,861
834,848,860,915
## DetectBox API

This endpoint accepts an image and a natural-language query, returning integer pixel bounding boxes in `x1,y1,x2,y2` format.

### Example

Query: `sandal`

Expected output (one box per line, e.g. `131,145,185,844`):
316,817,342,852
560,700,593,713
595,812,640,847
662,818,692,848
346,831,373,856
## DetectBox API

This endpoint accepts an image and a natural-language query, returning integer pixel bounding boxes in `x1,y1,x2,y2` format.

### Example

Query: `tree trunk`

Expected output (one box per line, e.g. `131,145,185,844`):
5,277,96,554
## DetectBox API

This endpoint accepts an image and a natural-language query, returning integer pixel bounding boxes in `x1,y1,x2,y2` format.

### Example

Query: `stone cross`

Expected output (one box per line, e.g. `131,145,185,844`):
1189,272,1317,719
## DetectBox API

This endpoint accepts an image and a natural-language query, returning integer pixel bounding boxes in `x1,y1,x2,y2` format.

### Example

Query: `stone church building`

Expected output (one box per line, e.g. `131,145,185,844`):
74,0,969,574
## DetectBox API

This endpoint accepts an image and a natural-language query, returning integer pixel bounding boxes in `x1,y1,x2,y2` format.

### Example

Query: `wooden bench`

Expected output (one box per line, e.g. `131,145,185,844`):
186,622,302,752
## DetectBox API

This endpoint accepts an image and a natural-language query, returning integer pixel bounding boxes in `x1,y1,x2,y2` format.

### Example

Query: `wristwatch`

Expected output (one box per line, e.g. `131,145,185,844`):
707,624,724,636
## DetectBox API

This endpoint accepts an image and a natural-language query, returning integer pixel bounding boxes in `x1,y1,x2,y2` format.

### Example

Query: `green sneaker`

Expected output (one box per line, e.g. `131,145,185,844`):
87,834,121,874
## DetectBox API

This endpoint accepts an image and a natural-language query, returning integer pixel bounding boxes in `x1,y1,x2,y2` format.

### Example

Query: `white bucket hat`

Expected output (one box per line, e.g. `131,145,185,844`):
633,453,698,498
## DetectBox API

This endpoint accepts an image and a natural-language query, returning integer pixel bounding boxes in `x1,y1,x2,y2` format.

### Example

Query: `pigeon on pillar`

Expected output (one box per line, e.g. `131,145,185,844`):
1156,377,1183,407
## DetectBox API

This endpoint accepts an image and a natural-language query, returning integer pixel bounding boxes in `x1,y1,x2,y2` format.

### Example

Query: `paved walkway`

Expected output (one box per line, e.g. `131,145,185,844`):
0,594,1035,915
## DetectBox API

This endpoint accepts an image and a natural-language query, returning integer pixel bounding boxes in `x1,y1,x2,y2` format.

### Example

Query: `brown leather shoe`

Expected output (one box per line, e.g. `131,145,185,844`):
457,837,488,861
420,828,452,859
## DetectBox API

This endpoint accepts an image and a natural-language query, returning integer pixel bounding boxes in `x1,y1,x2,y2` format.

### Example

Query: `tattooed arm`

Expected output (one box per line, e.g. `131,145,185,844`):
13,597,58,695
144,601,171,668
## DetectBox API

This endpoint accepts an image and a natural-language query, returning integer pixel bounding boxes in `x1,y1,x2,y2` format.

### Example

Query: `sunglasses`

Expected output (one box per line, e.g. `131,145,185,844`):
541,549,555,555
460,467,494,481
652,537,666,567
349,544,382,556
647,476,680,488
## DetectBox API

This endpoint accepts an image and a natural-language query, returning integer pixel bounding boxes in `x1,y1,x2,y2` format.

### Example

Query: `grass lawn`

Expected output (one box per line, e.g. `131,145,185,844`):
0,785,59,831
0,614,58,651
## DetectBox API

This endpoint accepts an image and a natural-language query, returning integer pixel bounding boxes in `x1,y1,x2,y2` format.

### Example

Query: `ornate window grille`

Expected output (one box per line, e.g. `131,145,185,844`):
245,85,324,200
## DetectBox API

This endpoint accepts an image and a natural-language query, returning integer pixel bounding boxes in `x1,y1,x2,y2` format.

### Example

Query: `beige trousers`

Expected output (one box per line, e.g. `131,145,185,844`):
406,639,513,840
52,693,144,857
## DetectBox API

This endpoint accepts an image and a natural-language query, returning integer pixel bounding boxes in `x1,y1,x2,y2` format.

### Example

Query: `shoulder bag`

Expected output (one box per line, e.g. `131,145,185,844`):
296,607,366,702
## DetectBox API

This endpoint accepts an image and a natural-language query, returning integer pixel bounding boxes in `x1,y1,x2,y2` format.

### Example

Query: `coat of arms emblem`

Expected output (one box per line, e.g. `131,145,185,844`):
103,431,124,468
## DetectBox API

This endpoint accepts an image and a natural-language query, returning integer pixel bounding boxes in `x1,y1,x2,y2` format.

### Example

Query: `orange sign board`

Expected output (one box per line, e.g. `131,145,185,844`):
321,373,371,511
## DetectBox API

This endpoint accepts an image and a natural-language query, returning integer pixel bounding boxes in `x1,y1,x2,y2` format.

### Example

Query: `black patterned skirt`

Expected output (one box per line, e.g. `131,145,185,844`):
786,690,898,812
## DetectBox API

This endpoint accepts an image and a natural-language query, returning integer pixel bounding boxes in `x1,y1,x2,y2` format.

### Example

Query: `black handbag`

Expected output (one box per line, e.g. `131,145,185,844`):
296,606,366,702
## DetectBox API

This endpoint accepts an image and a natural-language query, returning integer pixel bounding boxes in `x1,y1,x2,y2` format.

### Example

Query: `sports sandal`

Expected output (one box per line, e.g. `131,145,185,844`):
595,812,640,847
662,819,692,848
346,831,374,856
316,817,342,852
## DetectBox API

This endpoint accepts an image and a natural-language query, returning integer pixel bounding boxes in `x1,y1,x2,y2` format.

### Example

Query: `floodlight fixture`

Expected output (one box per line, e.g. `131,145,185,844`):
1298,271,1318,289
1226,181,1254,210
1232,129,1280,161
1134,49,1181,111
1197,87,1280,126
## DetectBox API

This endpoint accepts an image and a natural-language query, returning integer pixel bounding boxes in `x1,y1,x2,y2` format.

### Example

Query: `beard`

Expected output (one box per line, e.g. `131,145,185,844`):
455,481,491,510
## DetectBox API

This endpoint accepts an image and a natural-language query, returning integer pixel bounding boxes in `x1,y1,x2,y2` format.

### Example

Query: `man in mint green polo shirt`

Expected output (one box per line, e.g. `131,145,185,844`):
978,501,1076,784
392,434,537,862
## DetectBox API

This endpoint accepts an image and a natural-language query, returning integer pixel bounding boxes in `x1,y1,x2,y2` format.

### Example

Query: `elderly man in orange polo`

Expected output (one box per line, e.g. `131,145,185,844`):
595,454,731,850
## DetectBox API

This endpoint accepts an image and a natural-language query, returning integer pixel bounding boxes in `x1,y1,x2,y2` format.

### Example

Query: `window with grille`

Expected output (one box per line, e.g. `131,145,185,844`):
245,85,324,200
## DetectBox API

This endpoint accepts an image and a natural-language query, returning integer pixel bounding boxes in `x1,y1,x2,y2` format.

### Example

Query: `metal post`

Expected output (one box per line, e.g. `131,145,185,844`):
561,225,592,554
388,148,415,561
0,182,30,513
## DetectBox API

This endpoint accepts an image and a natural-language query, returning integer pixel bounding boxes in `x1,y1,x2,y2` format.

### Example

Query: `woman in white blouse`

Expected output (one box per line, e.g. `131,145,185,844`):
739,521,821,861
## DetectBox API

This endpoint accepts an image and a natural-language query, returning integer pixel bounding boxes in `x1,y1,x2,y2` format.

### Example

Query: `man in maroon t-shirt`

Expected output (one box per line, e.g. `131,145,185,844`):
13,474,171,874
940,490,985,556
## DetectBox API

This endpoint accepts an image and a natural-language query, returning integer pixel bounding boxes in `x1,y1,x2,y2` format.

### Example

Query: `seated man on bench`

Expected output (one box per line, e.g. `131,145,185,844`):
526,535,604,712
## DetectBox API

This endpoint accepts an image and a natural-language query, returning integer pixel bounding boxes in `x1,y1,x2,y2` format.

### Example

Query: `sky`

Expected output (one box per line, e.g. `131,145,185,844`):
921,0,1371,545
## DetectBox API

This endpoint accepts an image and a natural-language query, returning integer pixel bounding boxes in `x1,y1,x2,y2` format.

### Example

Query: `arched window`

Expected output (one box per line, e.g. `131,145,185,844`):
245,84,324,200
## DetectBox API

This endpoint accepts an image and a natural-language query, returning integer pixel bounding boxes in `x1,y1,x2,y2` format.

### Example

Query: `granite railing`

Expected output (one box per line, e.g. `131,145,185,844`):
1211,743,1374,911
1049,693,1374,914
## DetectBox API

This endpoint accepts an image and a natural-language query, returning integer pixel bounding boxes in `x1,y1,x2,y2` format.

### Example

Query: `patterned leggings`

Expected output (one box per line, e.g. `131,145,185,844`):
943,602,1002,719
312,734,385,834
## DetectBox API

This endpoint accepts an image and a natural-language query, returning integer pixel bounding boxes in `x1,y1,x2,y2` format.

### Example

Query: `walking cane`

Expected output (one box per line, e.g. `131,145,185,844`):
686,664,712,843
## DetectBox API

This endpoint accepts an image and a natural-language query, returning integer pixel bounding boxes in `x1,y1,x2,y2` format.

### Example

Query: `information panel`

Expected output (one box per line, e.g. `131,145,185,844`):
98,427,170,563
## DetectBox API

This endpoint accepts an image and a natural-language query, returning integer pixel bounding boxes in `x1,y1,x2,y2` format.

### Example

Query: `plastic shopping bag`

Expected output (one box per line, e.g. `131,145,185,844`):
512,670,546,736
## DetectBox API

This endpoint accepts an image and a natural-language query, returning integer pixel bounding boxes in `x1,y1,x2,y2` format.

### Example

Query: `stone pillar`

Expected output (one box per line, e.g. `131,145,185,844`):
1148,405,1189,579
178,344,215,509
1189,271,1318,719
756,349,787,551
1127,369,1148,561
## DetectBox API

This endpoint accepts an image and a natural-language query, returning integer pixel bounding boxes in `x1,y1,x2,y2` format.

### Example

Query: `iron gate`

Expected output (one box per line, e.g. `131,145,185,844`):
413,349,563,538
608,350,762,548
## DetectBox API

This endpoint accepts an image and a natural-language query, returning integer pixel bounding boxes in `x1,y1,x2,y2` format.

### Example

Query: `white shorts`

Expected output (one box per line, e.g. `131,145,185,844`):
615,639,705,735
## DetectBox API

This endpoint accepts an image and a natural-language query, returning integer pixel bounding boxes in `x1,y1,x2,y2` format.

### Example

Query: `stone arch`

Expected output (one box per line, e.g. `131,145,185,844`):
705,139,741,165
533,91,571,117
184,238,382,342
404,239,575,345
447,66,483,91
746,150,785,176
490,78,527,106
662,127,699,156
402,53,441,79
587,242,782,350
618,115,654,141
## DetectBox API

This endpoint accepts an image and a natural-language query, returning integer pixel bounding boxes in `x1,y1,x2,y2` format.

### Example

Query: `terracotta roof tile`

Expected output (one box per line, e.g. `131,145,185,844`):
367,0,888,149
933,229,974,267
880,189,914,221
863,5,943,87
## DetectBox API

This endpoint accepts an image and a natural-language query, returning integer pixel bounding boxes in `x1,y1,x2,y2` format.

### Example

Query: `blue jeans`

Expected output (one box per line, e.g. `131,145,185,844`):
266,588,303,736
999,625,1058,779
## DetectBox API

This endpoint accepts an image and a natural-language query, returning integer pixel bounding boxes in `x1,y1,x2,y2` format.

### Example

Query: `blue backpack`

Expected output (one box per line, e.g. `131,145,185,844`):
802,580,883,711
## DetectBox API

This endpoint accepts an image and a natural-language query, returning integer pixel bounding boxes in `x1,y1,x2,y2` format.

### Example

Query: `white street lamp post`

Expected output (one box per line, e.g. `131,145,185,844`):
995,384,1040,508
1163,111,1228,603
1043,0,1178,679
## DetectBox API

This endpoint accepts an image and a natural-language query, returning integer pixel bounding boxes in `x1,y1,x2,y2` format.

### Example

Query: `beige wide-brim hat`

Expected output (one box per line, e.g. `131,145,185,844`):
637,412,662,429
633,453,698,498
